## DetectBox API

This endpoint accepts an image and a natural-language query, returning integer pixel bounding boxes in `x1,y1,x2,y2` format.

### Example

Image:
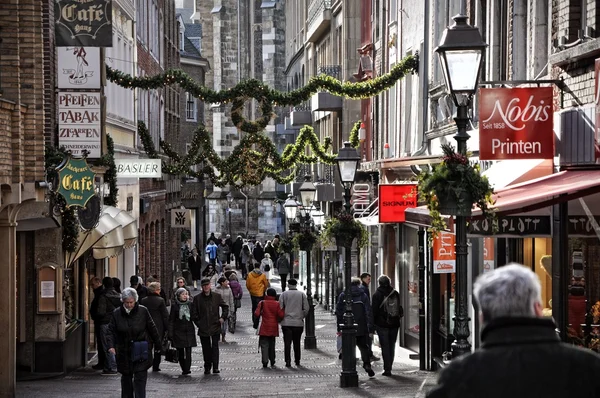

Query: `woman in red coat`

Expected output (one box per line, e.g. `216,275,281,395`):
254,288,284,368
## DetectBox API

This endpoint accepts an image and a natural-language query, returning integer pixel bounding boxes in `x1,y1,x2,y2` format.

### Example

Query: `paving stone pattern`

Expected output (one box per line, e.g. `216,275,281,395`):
17,274,436,397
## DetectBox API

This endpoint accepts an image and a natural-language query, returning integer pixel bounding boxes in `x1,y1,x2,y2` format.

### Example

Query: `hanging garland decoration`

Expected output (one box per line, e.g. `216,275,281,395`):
349,120,361,149
98,134,119,207
112,54,418,186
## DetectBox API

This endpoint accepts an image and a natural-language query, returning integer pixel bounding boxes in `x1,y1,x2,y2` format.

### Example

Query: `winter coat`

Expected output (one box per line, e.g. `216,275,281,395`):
140,293,169,338
252,245,265,263
106,303,161,375
217,244,230,263
336,285,373,336
279,286,309,327
97,287,122,325
255,296,284,337
215,285,235,311
188,255,203,280
264,244,276,261
241,246,252,265
371,285,402,328
90,286,104,323
168,300,197,348
229,279,243,299
276,256,291,275
426,317,600,398
361,282,371,303
232,238,243,257
246,269,269,298
205,242,218,260
191,290,229,337
260,258,273,273
202,269,219,287
133,284,148,300
224,269,237,281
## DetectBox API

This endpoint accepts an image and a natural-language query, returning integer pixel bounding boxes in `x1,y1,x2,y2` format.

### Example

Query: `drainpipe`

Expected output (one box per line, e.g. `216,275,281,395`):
410,0,431,175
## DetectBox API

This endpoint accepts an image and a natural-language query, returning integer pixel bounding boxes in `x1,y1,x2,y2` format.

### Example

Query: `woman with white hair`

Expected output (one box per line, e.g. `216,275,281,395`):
260,252,273,280
168,288,197,376
106,287,161,397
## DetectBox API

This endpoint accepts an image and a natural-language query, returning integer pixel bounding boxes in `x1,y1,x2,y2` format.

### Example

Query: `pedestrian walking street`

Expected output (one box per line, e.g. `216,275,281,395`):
16,275,435,398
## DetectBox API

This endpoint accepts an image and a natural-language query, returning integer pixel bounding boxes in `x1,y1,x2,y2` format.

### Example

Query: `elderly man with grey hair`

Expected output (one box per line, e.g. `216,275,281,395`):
427,263,600,398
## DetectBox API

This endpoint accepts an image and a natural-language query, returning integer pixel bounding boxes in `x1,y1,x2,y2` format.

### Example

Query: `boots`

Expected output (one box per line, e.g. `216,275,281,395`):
221,334,227,343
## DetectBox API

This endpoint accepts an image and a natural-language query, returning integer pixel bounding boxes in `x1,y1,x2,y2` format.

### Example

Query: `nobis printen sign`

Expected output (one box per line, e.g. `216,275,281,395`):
56,157,96,208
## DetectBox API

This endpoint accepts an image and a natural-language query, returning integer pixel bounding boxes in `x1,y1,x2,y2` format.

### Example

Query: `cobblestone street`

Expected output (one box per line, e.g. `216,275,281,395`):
17,275,436,397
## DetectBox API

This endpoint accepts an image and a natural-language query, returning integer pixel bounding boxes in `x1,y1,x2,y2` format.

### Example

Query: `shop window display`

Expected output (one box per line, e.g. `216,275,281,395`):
403,227,420,336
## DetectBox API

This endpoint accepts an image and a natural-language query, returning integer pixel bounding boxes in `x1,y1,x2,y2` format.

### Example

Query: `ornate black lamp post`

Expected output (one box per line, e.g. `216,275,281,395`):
311,204,324,302
336,142,360,388
298,175,318,349
435,14,487,359
226,192,233,238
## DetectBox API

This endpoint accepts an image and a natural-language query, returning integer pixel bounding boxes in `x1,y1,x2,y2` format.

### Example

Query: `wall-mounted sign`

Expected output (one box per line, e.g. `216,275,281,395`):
55,0,113,47
468,215,552,237
483,237,495,274
58,91,101,158
351,180,374,218
378,184,418,223
171,209,191,228
58,47,101,89
479,87,554,160
56,156,96,208
595,58,600,160
115,159,162,178
433,232,456,274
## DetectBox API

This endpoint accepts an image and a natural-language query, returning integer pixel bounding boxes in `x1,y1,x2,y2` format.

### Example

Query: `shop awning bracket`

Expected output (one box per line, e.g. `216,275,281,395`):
479,79,566,109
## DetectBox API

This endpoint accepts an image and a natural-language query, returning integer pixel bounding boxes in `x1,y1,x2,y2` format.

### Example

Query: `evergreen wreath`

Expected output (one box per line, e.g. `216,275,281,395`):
292,229,319,251
321,211,369,249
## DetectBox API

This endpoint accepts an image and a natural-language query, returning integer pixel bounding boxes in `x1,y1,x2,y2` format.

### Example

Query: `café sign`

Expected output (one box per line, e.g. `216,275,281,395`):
479,87,554,160
55,0,113,47
56,157,96,208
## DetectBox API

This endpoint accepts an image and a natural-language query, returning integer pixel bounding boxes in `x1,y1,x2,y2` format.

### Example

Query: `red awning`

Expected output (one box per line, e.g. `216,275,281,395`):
479,169,600,216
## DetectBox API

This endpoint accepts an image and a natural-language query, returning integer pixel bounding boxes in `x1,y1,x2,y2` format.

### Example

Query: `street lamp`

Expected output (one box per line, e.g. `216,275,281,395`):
435,14,487,359
226,192,233,238
284,194,298,227
336,141,360,388
298,175,317,349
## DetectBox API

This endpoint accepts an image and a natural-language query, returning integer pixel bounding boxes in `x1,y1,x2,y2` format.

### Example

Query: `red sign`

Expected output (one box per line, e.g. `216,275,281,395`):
433,232,455,274
479,87,554,160
378,184,417,223
483,237,495,274
595,58,600,160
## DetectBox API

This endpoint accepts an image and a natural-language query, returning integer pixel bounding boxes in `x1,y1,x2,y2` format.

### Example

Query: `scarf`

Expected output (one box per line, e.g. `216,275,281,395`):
177,299,191,321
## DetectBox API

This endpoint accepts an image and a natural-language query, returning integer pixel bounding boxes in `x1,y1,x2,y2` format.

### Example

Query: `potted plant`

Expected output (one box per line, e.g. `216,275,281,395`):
278,238,293,254
417,144,495,237
292,229,319,250
320,211,369,248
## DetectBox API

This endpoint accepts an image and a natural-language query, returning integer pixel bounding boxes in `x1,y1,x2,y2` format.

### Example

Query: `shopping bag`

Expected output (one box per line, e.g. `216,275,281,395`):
163,341,179,363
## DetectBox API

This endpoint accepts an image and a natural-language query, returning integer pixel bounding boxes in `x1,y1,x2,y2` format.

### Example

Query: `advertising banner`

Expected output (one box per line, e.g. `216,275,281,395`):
479,87,554,160
58,91,102,158
55,0,113,47
115,159,162,178
433,232,456,274
171,209,191,228
56,157,96,207
378,184,418,223
58,47,101,89
595,58,600,159
483,237,495,274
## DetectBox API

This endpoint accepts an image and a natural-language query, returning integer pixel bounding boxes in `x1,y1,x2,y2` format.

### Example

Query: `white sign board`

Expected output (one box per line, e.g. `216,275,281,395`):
57,47,101,89
171,209,191,228
40,281,55,298
58,91,102,158
115,159,162,178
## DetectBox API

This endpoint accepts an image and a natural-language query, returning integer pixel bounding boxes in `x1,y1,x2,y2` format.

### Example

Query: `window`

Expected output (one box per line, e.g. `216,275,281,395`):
186,93,196,121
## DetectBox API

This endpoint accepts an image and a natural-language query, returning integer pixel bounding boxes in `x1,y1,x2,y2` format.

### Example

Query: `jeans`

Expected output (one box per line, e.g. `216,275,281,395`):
120,370,147,398
228,309,237,333
177,347,192,373
376,326,399,372
95,324,105,368
282,325,303,365
356,335,372,368
98,324,117,371
259,336,276,365
251,295,262,325
280,274,288,292
199,333,220,370
241,263,248,278
221,317,229,336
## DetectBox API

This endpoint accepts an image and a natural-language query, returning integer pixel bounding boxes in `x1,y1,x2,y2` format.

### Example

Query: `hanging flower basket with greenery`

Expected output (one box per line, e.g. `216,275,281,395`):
321,212,369,249
292,229,319,250
278,238,293,254
417,144,495,237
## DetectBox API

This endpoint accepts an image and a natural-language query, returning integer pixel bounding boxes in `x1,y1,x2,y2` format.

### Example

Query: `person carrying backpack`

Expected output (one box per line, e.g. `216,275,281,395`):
371,275,403,376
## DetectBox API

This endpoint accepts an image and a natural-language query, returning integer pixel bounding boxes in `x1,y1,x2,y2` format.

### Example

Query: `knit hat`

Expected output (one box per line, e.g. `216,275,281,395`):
200,278,211,286
288,278,298,286
266,287,277,297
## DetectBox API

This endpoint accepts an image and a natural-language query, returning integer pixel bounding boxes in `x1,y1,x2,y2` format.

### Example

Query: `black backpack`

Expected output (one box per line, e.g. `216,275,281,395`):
380,290,403,323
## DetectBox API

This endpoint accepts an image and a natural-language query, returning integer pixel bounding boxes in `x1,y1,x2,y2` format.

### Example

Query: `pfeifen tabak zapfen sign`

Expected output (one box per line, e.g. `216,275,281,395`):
57,157,96,208
55,0,113,47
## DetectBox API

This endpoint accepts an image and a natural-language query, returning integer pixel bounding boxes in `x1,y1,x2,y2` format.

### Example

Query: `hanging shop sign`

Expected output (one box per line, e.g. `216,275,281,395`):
56,157,96,208
58,47,101,89
58,91,101,158
468,215,552,237
483,237,495,274
171,209,191,228
378,184,418,223
479,87,554,160
115,159,162,178
55,0,113,47
433,232,456,274
595,58,600,159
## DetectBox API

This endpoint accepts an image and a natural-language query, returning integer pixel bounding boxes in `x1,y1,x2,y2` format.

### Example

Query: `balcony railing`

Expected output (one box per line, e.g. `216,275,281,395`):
317,65,341,79
307,0,332,30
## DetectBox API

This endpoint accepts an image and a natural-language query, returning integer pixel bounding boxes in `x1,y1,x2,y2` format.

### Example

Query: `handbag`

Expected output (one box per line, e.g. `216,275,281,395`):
131,341,149,363
234,298,242,309
264,263,271,272
164,341,179,363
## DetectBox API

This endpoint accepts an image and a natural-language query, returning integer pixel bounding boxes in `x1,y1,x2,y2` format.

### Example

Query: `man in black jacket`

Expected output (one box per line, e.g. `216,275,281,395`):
371,275,402,376
130,275,148,300
89,277,105,370
96,277,122,374
427,263,600,398
140,282,169,372
232,235,244,270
